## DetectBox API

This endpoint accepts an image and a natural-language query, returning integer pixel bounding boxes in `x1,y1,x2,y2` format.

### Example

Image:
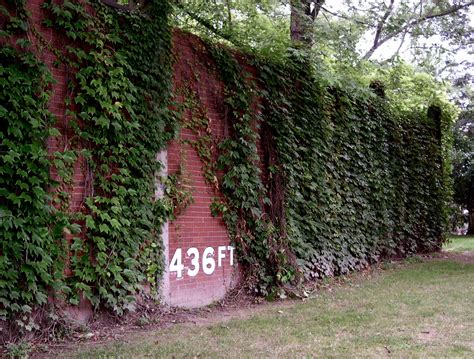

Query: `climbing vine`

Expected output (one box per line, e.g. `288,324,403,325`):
40,0,176,312
0,0,78,330
206,47,298,295
171,41,451,295
254,56,450,279
1,0,176,328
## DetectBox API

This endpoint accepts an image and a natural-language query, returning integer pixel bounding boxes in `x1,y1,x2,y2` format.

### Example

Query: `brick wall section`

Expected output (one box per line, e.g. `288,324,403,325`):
166,31,239,306
20,1,245,307
26,0,88,261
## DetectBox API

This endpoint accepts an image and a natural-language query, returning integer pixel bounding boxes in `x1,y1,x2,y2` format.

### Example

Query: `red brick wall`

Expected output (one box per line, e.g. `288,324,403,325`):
165,31,239,306
21,1,243,307
26,0,88,257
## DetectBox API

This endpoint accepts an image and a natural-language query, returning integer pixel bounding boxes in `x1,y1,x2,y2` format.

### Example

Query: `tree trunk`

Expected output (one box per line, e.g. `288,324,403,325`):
290,0,323,46
468,211,474,235
467,190,474,234
224,0,232,32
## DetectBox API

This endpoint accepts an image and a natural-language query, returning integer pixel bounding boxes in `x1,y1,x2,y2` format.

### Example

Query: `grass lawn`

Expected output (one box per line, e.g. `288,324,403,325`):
444,235,474,252
66,253,474,359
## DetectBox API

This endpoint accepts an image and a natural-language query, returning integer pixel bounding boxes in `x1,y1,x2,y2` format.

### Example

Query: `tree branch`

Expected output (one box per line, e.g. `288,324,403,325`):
393,29,408,56
381,28,409,64
421,1,474,21
362,0,474,60
320,6,373,26
363,0,395,60
173,0,241,47
438,59,469,76
224,0,232,32
310,0,324,21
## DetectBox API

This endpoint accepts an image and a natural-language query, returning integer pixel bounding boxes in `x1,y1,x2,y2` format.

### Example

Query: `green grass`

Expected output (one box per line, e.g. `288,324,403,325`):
444,235,474,252
67,257,474,359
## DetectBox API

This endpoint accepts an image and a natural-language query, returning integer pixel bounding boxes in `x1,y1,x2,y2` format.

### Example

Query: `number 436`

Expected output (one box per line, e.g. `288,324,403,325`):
169,246,235,278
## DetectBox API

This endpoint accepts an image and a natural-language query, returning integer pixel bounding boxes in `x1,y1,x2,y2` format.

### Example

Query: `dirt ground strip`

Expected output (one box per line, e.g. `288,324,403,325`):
432,250,474,264
22,252,473,358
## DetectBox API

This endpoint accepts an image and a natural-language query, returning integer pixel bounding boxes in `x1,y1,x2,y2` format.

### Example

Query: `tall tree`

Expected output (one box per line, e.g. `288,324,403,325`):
318,1,474,74
451,75,474,233
173,1,474,74
290,0,324,45
172,0,291,56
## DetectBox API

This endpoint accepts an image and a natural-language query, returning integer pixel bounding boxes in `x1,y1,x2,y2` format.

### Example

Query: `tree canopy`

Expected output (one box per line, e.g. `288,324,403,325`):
173,1,473,75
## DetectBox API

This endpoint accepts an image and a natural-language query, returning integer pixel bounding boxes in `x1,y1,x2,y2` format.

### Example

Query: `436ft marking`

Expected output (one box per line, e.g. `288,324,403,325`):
169,246,234,278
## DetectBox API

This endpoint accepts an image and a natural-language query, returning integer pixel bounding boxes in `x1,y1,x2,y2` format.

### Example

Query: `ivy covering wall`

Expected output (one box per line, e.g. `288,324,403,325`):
0,0,451,332
195,49,450,295
256,61,448,282
1,0,175,328
0,0,70,325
